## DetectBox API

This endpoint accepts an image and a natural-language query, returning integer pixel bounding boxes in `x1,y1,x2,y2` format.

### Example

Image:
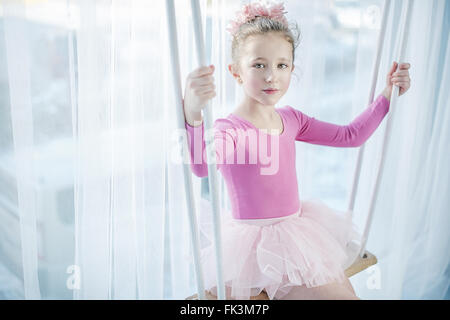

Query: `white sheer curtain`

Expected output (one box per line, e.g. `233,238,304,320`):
70,0,215,300
0,0,213,300
0,0,448,300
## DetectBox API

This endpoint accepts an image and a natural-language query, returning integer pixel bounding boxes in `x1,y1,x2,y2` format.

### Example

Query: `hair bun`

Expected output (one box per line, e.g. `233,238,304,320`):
226,1,289,36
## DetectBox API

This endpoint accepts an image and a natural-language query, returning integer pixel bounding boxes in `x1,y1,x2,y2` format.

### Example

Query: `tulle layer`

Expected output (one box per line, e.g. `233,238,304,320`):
195,198,362,300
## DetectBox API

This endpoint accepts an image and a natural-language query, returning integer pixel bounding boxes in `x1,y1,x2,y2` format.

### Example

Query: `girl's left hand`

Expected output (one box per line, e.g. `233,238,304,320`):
383,61,411,99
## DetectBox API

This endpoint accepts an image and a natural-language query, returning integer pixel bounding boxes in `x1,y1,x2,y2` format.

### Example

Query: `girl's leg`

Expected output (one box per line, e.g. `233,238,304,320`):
342,276,357,296
209,277,358,300
278,280,360,300
207,286,268,300
206,286,237,300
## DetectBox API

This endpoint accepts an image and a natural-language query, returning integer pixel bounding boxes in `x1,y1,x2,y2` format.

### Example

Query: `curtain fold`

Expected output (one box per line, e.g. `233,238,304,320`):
75,0,169,299
3,0,41,300
75,0,114,299
0,0,448,300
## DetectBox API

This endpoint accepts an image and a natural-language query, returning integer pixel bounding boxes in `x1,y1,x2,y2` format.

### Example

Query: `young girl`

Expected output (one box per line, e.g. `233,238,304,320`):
183,2,411,300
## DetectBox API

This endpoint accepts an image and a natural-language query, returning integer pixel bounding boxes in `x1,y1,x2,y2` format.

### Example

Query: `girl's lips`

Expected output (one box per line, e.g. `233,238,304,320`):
263,89,279,95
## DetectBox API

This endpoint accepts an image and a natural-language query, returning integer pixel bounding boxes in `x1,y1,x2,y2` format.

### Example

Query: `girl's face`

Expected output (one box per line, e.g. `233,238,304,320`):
231,32,294,107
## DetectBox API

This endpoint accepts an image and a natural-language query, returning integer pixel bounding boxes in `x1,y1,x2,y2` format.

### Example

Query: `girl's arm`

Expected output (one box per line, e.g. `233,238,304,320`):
292,61,410,147
292,94,390,147
184,120,236,177
183,65,221,177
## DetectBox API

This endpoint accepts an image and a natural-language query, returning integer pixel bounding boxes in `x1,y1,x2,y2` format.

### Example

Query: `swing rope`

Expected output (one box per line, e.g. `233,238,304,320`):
357,0,414,260
165,0,206,300
343,0,414,280
190,0,226,300
166,0,226,300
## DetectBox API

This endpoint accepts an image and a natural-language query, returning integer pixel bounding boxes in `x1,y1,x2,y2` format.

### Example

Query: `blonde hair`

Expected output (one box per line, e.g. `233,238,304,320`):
231,16,301,66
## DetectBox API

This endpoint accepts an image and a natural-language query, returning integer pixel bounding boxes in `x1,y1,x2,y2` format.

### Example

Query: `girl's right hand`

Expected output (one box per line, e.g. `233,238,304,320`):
183,65,216,114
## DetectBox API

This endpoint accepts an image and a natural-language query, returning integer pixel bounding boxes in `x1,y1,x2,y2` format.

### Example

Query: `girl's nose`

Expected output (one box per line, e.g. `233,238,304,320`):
265,70,274,82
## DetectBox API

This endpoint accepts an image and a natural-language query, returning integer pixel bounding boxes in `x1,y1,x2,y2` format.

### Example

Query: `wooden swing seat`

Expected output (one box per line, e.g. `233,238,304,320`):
185,249,377,300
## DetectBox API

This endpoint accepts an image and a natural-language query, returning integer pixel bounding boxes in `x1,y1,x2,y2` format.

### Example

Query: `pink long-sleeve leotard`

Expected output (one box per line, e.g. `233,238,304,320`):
185,94,390,220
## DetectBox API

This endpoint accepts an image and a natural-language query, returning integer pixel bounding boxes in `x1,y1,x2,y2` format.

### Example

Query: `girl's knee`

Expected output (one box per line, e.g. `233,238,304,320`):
279,282,360,300
340,292,360,300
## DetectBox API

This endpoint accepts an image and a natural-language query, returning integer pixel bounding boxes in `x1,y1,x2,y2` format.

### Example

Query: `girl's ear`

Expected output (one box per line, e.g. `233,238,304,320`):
228,63,242,83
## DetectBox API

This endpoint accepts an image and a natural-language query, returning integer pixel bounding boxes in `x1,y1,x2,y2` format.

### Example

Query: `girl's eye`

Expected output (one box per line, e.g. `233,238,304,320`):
253,63,288,69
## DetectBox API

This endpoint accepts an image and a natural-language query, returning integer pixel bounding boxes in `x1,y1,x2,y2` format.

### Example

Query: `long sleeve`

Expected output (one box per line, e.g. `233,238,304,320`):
184,119,236,177
291,94,390,147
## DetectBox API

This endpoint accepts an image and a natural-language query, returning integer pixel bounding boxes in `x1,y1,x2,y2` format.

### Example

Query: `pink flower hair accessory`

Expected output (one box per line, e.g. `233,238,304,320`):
227,1,289,36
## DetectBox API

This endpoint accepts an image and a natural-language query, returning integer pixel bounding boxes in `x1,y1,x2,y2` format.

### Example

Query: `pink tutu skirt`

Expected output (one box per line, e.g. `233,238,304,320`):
195,198,363,300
